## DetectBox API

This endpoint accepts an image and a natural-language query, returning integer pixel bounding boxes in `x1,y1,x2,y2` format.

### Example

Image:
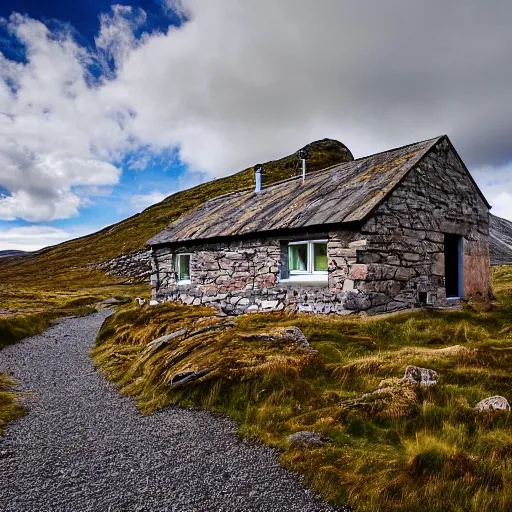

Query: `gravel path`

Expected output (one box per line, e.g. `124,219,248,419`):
0,311,337,512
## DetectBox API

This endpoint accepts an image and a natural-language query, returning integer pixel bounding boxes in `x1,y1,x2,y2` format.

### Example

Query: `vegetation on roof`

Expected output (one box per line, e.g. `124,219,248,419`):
149,137,440,245
93,267,512,512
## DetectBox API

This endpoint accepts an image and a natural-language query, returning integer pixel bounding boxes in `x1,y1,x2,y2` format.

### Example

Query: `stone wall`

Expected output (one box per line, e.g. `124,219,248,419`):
151,138,491,315
151,235,362,315
353,137,491,313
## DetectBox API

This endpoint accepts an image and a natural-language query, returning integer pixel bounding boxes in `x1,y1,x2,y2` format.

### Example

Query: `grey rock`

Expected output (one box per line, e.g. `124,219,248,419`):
279,326,312,349
287,431,330,448
241,326,312,351
475,395,511,412
402,365,438,386
169,368,212,387
147,328,187,349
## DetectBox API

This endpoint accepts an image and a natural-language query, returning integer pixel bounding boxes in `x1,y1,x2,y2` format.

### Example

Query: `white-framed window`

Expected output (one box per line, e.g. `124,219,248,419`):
287,240,328,279
173,253,191,284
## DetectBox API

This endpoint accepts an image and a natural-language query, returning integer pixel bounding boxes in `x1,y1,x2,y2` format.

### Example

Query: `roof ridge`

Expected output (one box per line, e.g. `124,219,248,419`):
153,135,445,228
207,135,445,200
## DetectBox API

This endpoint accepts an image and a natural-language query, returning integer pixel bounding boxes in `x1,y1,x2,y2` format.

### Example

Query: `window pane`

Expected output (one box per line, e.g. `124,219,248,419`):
179,254,190,281
313,243,327,271
288,244,308,271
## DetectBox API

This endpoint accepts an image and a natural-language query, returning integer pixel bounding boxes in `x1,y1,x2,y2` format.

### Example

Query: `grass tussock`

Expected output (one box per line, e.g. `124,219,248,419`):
93,277,512,512
0,374,24,435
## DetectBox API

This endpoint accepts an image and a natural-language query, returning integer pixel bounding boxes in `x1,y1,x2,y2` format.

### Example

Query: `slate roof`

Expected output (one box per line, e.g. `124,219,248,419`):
148,136,447,245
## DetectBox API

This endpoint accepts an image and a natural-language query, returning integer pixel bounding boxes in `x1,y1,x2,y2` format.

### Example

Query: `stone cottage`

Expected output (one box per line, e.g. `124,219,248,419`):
148,135,491,315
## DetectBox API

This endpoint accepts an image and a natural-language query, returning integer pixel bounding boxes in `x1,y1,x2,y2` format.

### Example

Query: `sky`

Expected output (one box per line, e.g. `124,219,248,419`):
1,1,512,251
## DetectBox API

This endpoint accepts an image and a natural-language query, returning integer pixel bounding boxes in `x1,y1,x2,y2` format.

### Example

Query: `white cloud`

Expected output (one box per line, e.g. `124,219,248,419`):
95,5,147,74
0,225,83,251
130,190,171,211
0,13,126,222
2,1,512,225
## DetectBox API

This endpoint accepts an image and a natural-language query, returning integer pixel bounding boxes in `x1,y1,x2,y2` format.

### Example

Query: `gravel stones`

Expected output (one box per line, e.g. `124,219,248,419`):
0,312,336,512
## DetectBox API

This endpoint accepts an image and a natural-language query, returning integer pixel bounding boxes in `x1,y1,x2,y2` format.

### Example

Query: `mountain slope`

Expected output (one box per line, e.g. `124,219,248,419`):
490,213,512,265
0,250,30,259
0,139,353,292
1,138,511,302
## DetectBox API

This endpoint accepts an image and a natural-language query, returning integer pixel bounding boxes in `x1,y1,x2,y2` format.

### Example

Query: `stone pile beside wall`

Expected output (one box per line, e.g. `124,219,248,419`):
97,250,152,282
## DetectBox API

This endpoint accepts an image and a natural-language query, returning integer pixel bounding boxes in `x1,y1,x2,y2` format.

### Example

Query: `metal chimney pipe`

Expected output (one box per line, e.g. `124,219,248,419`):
298,148,309,183
255,166,263,193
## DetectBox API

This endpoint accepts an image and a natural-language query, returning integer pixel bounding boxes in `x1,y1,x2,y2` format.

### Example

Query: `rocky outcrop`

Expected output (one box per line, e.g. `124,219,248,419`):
147,329,188,349
402,365,438,386
490,213,512,265
169,369,212,388
475,395,511,412
239,326,312,350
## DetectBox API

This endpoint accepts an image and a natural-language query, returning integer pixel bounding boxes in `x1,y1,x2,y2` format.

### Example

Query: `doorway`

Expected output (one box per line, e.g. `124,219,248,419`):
444,234,463,298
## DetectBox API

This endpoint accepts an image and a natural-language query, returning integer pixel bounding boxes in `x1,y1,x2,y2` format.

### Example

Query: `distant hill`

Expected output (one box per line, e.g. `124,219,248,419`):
490,213,512,265
0,250,31,259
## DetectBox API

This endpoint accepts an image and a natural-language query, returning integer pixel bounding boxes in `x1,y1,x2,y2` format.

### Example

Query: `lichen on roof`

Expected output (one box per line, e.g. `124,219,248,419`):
148,136,444,245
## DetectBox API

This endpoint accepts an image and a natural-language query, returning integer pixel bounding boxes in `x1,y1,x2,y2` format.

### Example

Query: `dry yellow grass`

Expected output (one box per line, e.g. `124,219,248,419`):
92,269,512,511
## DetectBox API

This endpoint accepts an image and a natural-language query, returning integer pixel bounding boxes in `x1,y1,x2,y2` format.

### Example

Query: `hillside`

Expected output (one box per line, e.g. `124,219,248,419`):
1,138,511,313
0,139,352,299
490,213,512,265
0,250,30,259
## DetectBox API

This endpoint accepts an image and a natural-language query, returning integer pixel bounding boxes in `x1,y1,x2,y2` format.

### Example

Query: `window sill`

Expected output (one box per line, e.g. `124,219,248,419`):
279,276,328,286
177,280,191,286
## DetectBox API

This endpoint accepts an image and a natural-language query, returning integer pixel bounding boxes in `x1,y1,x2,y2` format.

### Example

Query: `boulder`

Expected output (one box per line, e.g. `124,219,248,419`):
149,300,159,306
136,297,146,306
402,365,438,386
475,395,511,412
276,326,311,349
286,431,330,448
